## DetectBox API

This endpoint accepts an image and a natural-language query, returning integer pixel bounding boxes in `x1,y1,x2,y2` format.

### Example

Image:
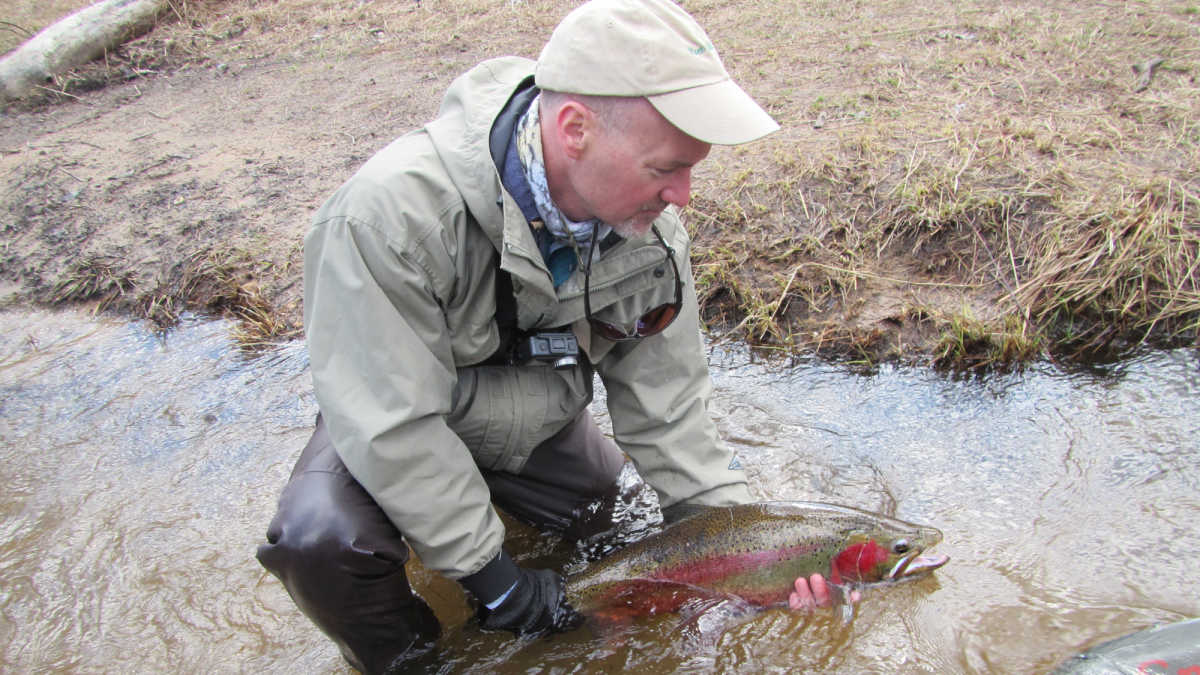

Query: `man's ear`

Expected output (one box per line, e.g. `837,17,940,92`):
554,100,593,160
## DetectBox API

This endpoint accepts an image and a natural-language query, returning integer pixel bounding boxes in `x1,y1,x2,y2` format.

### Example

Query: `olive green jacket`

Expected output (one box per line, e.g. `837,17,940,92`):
304,56,750,579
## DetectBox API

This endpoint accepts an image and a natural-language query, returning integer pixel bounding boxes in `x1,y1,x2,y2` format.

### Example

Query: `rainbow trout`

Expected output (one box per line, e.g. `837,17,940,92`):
568,501,948,619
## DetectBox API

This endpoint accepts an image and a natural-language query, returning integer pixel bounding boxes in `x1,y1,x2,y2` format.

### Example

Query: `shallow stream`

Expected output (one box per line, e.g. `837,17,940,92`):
1,309,1196,673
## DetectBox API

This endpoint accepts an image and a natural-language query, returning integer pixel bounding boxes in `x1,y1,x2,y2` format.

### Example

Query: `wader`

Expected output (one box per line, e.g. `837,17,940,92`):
255,411,626,674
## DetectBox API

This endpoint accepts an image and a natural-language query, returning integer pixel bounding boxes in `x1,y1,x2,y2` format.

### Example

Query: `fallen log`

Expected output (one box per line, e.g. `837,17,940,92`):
0,0,168,102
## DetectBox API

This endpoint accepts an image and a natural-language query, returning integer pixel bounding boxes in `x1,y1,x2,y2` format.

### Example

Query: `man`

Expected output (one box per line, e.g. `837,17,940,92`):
256,0,841,672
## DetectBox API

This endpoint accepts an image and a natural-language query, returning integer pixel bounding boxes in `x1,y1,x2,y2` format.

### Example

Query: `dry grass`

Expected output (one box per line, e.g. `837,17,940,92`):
152,248,303,352
45,247,300,351
51,255,136,310
684,0,1200,367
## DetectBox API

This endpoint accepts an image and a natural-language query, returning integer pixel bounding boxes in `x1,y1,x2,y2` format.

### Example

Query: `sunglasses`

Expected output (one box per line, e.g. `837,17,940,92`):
583,222,683,342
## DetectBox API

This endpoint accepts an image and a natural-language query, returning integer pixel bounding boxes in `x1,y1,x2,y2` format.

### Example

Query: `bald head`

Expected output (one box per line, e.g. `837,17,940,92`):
538,90,647,137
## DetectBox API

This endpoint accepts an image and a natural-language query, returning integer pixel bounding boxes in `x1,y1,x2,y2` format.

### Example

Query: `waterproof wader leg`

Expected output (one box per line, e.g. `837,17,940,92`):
255,415,439,675
481,411,628,538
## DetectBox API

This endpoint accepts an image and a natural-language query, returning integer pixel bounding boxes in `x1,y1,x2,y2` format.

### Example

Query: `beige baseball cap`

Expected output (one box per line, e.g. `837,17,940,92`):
535,0,780,145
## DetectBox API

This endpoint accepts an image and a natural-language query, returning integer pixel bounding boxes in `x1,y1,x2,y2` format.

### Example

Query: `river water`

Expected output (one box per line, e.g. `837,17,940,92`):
1,309,1196,673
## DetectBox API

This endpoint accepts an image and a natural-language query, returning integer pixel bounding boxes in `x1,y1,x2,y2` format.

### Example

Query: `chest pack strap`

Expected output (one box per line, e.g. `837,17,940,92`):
481,254,519,366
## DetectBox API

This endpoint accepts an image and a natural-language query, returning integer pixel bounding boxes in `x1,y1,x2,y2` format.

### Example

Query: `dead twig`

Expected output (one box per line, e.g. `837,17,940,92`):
0,20,33,38
1132,57,1164,93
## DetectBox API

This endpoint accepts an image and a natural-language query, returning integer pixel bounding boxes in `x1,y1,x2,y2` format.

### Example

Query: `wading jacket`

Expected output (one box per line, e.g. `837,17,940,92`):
304,57,751,580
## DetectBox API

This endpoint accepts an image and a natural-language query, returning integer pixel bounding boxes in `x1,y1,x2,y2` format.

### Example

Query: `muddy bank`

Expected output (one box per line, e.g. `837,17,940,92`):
2,0,1197,366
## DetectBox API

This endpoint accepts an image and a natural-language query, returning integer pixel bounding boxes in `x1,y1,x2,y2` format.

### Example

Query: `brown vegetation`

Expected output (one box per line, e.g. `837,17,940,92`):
2,0,1197,367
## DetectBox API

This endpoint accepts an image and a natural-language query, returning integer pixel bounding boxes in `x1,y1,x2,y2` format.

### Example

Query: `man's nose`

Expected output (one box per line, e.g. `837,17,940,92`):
660,168,692,208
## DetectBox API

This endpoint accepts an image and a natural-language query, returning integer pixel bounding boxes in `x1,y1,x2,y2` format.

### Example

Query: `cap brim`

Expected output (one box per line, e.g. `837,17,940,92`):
647,79,780,145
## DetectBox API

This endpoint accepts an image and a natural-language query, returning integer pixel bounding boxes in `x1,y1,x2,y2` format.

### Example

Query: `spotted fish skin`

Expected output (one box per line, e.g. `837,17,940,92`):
568,501,946,616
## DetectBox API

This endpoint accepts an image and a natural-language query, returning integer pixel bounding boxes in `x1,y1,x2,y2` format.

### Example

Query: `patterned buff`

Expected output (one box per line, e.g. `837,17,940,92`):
515,95,611,272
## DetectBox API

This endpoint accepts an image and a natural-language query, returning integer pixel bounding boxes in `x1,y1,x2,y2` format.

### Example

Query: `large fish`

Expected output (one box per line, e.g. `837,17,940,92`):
1052,618,1200,675
568,501,948,620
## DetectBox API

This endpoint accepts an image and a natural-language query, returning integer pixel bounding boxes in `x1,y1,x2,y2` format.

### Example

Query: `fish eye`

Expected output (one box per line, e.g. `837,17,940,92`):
892,539,910,554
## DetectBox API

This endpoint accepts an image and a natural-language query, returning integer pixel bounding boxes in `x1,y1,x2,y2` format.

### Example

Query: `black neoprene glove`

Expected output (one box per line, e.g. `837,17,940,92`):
479,567,582,636
460,549,582,637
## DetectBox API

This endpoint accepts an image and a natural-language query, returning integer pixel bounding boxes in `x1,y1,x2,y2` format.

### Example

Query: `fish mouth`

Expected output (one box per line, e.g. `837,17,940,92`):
887,553,950,580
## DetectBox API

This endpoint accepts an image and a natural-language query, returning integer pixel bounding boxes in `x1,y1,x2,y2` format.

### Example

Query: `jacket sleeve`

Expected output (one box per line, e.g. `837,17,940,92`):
303,205,505,580
592,241,753,510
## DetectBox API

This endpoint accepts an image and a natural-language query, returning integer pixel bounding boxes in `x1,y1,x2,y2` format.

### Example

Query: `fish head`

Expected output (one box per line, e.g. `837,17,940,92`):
829,523,948,585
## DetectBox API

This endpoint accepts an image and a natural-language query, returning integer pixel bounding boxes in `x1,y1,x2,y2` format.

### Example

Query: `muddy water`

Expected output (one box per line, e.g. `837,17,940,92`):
1,309,1196,673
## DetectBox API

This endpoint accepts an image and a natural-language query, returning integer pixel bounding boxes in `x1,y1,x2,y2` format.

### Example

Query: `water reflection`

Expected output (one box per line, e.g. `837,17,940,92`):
0,310,1196,673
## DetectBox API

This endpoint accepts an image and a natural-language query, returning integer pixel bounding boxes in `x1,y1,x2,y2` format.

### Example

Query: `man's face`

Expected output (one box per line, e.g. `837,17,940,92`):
570,100,711,238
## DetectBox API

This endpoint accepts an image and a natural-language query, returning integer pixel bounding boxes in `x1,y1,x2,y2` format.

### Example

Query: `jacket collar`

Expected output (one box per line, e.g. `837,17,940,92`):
424,57,559,306
425,57,535,254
